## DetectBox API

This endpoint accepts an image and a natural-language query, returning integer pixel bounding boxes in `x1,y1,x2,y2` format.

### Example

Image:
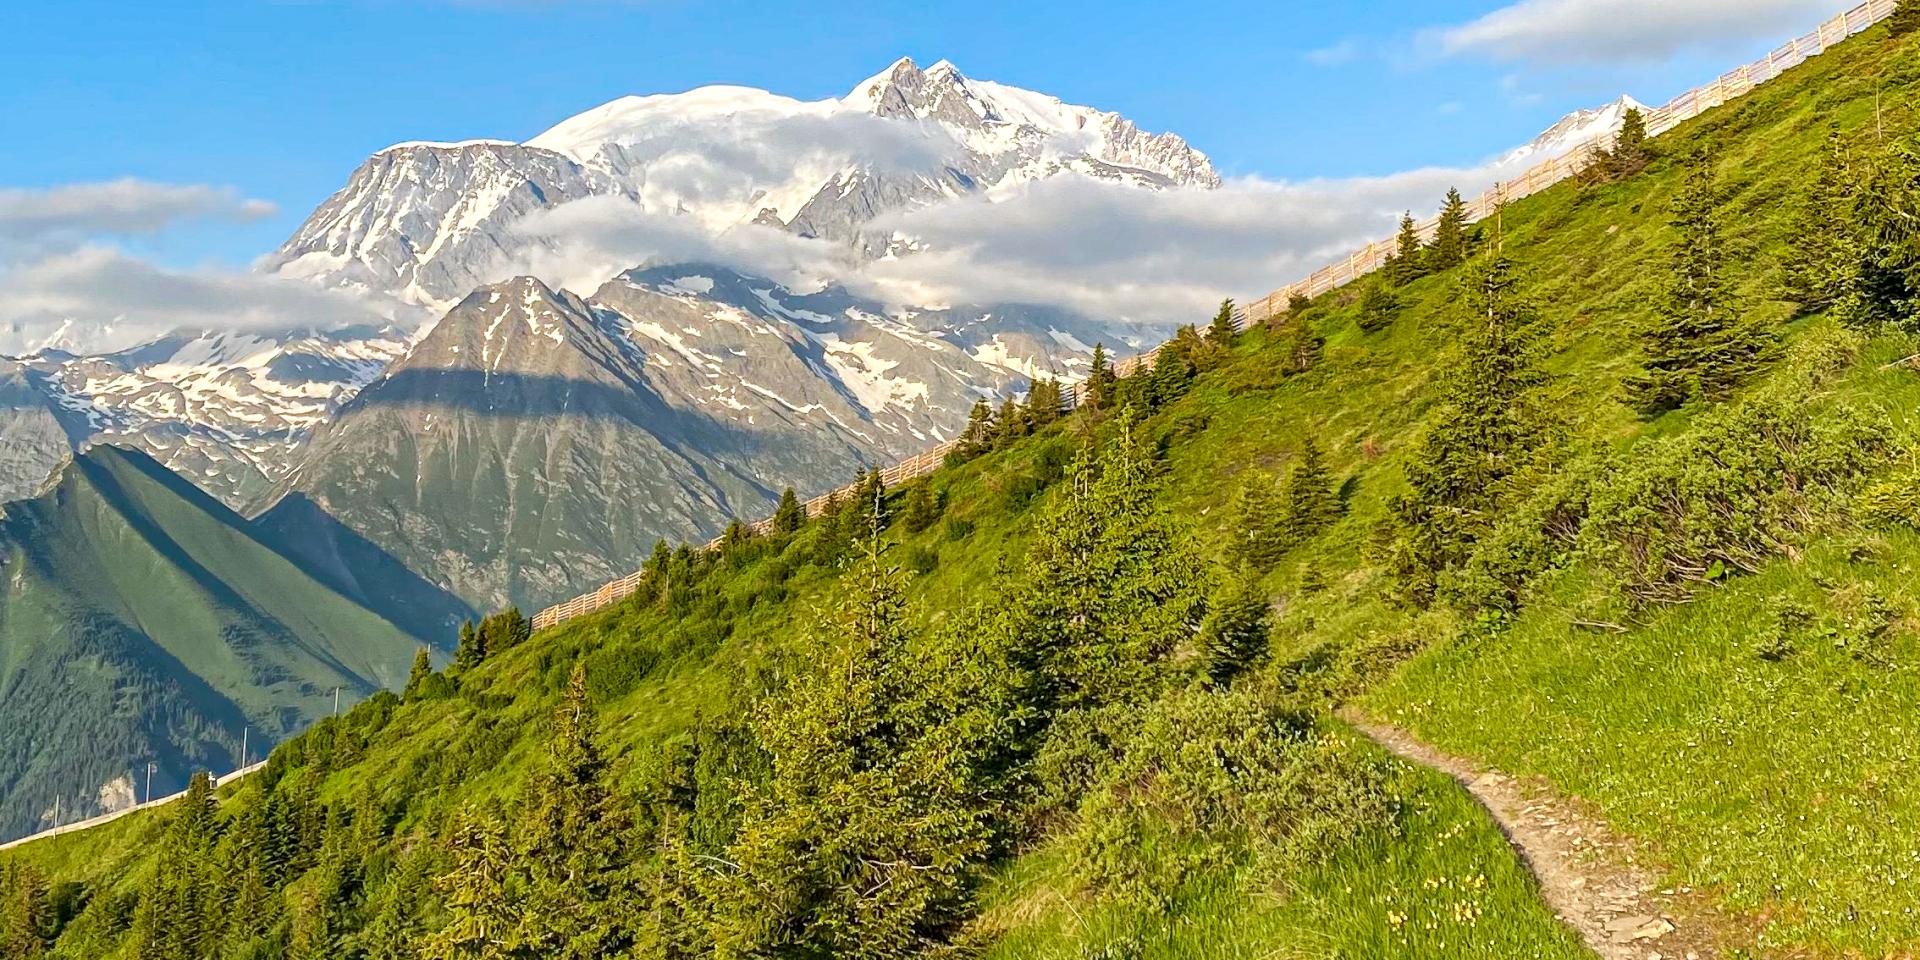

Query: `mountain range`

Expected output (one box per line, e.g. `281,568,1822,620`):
0,58,1646,841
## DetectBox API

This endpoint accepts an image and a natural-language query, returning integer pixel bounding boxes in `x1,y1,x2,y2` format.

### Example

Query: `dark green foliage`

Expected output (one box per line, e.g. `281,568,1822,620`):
1607,108,1652,180
1279,437,1340,542
477,607,531,657
1389,213,1426,286
1206,298,1239,348
1198,576,1270,687
1428,188,1469,270
1891,0,1920,34
1226,469,1288,572
1357,278,1398,333
402,649,433,702
996,397,1030,445
772,488,806,536
453,620,484,673
1274,315,1323,375
1630,151,1771,413
421,810,515,960
1085,343,1116,411
899,481,944,534
1390,257,1552,603
1849,131,1920,330
1783,126,1860,316
959,399,996,458
1026,377,1065,428
0,863,52,959
1583,376,1891,604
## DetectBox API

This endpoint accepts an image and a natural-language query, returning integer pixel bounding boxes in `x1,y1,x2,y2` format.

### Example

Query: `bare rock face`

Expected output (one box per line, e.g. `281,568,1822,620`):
266,267,1132,612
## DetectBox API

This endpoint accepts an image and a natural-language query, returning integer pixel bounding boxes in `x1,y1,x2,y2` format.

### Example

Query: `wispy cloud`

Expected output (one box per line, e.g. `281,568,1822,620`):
0,179,410,355
0,179,275,257
1304,39,1361,67
1425,0,1844,65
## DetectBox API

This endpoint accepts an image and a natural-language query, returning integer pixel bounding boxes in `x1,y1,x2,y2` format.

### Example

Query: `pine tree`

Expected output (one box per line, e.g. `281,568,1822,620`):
1851,131,1920,330
452,620,483,672
772,487,806,535
995,396,1030,445
1784,126,1860,316
1630,151,1770,414
1391,256,1551,603
1279,437,1340,541
1892,0,1920,34
1226,470,1289,572
358,849,428,960
1609,107,1651,179
1027,378,1063,427
422,810,516,960
900,481,943,534
1205,298,1238,347
402,648,433,701
1390,213,1426,285
0,864,51,960
1357,278,1398,333
1277,316,1323,375
511,664,639,959
1085,343,1115,410
1428,188,1469,270
959,398,996,457
1198,576,1270,687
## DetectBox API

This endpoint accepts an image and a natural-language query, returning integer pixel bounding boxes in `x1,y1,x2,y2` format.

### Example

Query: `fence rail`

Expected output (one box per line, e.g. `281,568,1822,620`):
525,0,1898,633
0,760,267,853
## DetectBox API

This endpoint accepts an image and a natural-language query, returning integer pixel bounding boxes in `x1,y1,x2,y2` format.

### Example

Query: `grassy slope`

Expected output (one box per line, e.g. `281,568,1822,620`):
12,17,1920,958
0,446,423,840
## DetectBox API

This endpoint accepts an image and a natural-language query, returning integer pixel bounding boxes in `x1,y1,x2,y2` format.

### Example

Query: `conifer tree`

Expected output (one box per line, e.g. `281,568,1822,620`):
1358,278,1398,333
1429,188,1469,270
1226,470,1289,572
422,810,516,960
900,481,943,534
0,864,51,960
1630,152,1770,413
772,487,806,535
1609,107,1651,179
1279,437,1340,541
403,648,433,701
1085,343,1116,410
1391,255,1550,603
1146,340,1194,407
996,396,1030,445
1277,316,1324,375
358,850,428,960
1784,126,1860,316
959,398,996,457
452,620,483,672
1205,298,1238,346
512,664,639,959
1851,131,1920,330
1198,576,1270,688
1390,213,1426,285
1027,378,1063,427
1895,0,1920,33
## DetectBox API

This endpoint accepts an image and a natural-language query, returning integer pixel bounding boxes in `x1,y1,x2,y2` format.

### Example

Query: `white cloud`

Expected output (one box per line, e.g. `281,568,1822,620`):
1305,39,1361,67
1427,0,1844,64
506,142,1547,330
0,246,411,355
0,179,275,256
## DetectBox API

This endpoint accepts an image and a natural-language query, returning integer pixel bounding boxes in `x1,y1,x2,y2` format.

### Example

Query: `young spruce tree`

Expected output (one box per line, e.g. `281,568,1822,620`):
1428,188,1469,270
1784,126,1860,316
1630,151,1769,414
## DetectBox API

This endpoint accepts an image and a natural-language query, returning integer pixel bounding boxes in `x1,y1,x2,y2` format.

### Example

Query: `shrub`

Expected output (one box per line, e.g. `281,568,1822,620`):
1580,388,1892,604
903,544,939,575
945,517,976,541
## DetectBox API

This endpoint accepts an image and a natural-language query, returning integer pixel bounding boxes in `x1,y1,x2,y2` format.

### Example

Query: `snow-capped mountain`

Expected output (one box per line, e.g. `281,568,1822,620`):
265,57,1220,308
266,265,1130,610
14,327,411,505
1499,95,1648,168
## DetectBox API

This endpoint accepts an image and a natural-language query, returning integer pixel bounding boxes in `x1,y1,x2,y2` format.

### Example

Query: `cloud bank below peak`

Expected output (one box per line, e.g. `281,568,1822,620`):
1426,0,1846,65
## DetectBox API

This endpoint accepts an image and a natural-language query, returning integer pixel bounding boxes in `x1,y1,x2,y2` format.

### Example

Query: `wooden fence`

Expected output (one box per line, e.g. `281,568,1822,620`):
531,0,1899,633
0,760,267,853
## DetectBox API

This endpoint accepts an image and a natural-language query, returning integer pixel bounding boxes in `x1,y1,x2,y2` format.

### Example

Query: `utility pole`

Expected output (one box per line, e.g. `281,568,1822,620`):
333,686,341,716
52,793,60,832
145,762,155,804
241,727,248,768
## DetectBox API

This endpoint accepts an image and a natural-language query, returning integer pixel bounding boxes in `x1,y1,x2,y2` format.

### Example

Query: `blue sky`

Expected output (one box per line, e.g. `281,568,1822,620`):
1,0,1856,269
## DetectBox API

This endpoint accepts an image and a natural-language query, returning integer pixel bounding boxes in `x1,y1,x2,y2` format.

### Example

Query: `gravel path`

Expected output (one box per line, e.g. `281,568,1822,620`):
1343,710,1730,960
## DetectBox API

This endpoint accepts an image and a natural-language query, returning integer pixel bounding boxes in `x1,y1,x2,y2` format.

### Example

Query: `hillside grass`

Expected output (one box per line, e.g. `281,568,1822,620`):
12,14,1920,959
